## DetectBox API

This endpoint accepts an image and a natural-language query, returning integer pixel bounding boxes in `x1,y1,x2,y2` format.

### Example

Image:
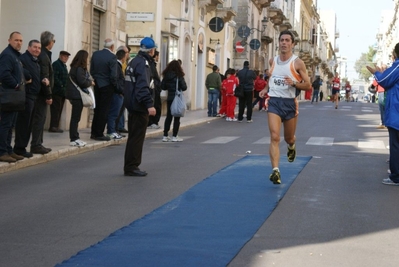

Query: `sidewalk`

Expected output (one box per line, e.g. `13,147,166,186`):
0,109,215,174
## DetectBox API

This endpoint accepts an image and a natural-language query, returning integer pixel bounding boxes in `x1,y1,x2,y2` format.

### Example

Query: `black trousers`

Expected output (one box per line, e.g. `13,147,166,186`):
14,97,35,153
163,100,181,137
49,94,65,129
148,89,161,126
31,95,48,148
124,112,149,172
91,84,115,137
69,99,83,141
238,90,254,121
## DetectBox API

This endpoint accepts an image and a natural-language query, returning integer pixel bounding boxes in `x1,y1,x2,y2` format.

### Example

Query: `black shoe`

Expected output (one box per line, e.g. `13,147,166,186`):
124,170,147,176
31,146,49,154
49,127,63,133
118,128,128,133
91,135,111,141
14,150,33,158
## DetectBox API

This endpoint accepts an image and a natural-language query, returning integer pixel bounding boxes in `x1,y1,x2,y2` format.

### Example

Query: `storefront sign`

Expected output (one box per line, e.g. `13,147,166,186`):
127,12,154,22
128,37,143,46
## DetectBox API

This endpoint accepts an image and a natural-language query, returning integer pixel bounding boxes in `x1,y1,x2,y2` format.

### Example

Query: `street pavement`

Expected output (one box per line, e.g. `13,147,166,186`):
0,108,217,174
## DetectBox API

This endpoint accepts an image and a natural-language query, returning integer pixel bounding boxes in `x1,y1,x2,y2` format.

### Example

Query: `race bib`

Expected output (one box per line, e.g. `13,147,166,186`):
270,75,289,90
333,83,340,89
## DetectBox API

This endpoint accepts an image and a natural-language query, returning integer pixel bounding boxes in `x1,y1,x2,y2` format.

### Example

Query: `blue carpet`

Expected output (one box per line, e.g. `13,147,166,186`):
56,155,311,267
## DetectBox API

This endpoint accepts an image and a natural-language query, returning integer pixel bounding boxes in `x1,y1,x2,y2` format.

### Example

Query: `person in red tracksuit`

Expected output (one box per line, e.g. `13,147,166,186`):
252,74,267,111
223,68,239,121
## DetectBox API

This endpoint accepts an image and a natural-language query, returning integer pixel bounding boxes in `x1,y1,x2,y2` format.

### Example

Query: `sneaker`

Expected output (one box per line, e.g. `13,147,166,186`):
238,120,243,123
231,118,237,122
226,117,232,122
172,136,183,142
247,119,253,123
70,139,86,147
148,124,161,129
287,144,296,162
269,169,281,184
162,136,171,142
108,132,122,140
382,178,399,186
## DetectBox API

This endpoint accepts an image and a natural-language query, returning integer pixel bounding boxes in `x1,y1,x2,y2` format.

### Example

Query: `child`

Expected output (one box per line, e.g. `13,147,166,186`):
223,68,239,121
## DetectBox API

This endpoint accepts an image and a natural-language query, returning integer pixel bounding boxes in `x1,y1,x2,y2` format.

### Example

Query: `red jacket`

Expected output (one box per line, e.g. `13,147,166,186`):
254,77,267,92
223,75,239,95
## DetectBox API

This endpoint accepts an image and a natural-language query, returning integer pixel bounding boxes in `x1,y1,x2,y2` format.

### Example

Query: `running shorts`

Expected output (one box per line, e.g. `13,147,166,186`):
267,97,298,121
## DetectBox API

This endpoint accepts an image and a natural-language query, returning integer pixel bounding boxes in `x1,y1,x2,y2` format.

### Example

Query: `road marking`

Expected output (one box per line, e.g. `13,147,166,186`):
358,139,386,149
253,137,271,144
306,137,334,146
202,136,240,144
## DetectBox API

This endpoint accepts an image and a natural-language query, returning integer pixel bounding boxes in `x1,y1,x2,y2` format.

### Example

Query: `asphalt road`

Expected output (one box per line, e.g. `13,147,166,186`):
0,100,397,267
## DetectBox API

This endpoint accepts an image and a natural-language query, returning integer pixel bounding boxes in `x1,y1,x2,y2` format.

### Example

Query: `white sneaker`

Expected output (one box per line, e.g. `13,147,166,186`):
70,139,86,147
148,124,161,129
108,132,122,139
226,117,232,121
162,136,170,142
172,136,183,142
231,118,237,121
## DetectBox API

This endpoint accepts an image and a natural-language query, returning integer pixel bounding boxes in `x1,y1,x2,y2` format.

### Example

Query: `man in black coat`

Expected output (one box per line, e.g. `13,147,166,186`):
236,61,257,122
30,31,55,154
0,31,25,163
90,38,118,141
14,39,42,158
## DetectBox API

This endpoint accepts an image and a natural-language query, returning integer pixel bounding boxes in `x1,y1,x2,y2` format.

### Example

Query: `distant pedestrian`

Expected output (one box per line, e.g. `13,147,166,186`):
49,50,70,133
319,90,324,101
253,73,267,110
223,68,239,121
161,60,187,142
331,72,340,109
311,76,321,103
147,50,162,129
236,61,257,122
205,65,221,117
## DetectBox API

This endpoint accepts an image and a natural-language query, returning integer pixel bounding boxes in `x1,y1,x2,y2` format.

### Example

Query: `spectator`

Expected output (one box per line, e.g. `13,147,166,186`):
66,50,94,147
147,50,162,129
0,31,25,163
106,49,125,139
311,76,321,104
14,39,42,158
253,73,267,110
123,37,156,177
116,45,130,134
90,38,118,141
161,60,188,142
236,61,257,122
49,50,70,133
205,65,221,117
223,68,239,121
30,31,55,154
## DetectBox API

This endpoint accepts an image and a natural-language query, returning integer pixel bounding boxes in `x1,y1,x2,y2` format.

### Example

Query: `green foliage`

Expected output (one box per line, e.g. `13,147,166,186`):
354,46,376,82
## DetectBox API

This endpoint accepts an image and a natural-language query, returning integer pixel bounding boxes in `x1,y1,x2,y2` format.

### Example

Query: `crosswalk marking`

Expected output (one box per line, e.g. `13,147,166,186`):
253,137,270,144
202,136,240,144
306,137,334,146
358,139,386,149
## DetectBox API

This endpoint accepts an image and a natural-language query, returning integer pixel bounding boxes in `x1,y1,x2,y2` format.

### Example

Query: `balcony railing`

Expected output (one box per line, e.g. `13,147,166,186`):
199,0,224,13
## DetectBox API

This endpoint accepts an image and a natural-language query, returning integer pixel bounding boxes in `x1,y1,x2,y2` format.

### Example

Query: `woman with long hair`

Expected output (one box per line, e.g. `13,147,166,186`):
161,60,187,142
65,50,94,147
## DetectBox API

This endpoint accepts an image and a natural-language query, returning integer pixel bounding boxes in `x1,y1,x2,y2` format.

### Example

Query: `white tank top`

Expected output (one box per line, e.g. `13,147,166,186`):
268,55,301,98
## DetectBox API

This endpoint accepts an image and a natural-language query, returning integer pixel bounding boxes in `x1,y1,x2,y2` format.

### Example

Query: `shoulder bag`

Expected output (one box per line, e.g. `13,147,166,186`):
170,77,186,117
0,82,25,112
69,77,95,109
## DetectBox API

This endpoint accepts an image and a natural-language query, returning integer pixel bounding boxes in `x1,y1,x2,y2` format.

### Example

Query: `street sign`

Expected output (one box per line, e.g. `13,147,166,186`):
237,25,251,38
209,17,224,33
249,39,261,50
235,41,244,53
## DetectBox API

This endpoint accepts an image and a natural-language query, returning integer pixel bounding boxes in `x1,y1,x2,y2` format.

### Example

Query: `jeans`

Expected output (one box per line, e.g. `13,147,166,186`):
0,110,17,156
311,90,319,103
388,127,399,182
207,89,220,116
378,92,385,125
107,93,123,134
69,99,84,141
91,84,115,137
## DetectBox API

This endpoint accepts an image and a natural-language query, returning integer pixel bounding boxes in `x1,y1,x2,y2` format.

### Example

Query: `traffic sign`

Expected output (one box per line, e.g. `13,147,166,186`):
235,41,244,53
249,39,261,50
209,17,224,33
237,25,251,38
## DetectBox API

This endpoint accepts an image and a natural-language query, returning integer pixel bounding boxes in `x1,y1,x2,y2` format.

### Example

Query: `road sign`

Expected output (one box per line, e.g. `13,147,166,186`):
249,39,261,50
236,41,244,53
209,17,224,33
237,25,251,38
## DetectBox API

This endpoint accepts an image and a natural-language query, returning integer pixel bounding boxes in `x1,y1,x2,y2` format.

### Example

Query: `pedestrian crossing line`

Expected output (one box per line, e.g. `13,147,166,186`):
341,105,352,109
151,136,194,143
357,139,386,149
202,136,240,144
306,137,334,146
253,137,270,144
361,109,374,113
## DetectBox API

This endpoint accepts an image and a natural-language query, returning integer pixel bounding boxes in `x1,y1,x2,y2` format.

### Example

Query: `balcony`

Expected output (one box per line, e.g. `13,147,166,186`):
261,35,273,45
199,0,224,13
251,0,275,9
216,6,237,22
278,19,292,32
268,6,285,26
300,39,311,53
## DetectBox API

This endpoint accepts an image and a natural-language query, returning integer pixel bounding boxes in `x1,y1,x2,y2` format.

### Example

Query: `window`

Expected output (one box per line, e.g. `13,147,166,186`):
185,0,189,13
169,37,178,62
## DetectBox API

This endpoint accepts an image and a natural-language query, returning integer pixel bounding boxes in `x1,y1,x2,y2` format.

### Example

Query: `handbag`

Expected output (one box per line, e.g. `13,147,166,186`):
170,77,186,117
69,77,95,109
0,82,25,112
234,84,244,98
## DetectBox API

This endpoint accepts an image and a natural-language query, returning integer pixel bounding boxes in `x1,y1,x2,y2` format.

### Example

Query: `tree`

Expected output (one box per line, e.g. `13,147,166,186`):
354,46,376,82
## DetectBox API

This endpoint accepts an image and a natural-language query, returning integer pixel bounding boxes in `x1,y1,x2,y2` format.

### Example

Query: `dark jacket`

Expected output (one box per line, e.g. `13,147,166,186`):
115,61,124,95
90,48,117,89
38,47,53,99
19,50,41,100
312,77,321,90
0,44,24,89
161,71,187,102
52,58,68,97
237,66,257,91
124,51,154,113
65,66,92,100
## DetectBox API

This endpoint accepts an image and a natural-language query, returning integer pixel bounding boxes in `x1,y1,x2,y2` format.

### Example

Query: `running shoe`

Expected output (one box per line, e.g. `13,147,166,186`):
287,144,296,162
70,139,86,147
172,136,183,142
269,169,281,184
162,136,170,142
382,178,399,186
